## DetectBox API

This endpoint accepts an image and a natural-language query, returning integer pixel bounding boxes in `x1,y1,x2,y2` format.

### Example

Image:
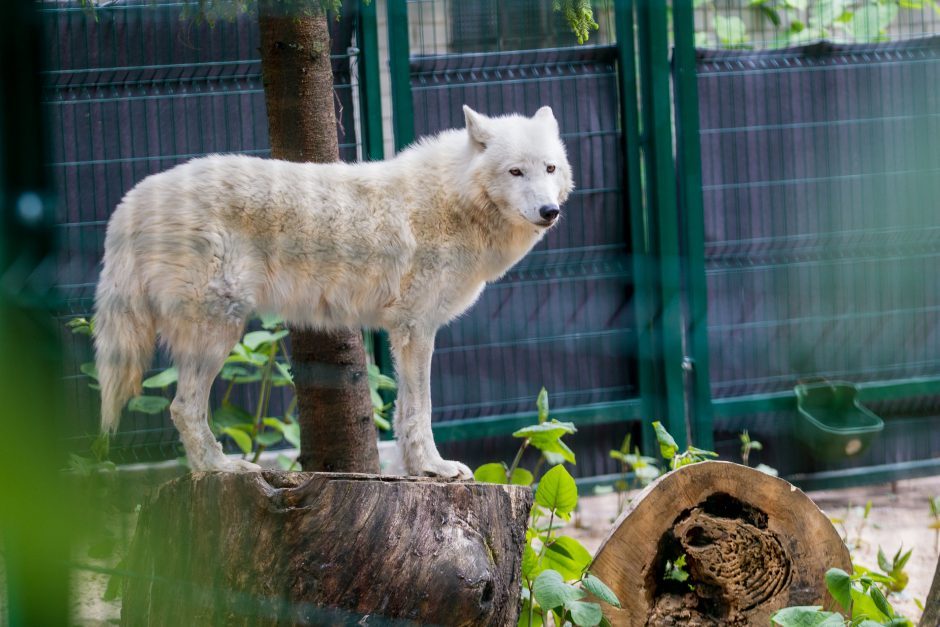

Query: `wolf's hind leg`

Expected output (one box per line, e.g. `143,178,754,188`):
168,322,260,473
390,326,472,480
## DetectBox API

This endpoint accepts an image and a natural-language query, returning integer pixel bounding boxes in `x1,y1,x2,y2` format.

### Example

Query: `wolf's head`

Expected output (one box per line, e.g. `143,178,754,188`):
462,105,574,229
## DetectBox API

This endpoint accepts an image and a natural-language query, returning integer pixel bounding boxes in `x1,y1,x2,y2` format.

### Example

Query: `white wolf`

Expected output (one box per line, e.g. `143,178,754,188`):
94,105,573,479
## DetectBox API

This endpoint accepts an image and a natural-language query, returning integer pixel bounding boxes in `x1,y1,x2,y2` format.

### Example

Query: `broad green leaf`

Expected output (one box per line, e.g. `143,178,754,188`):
877,547,892,574
513,420,577,442
214,402,254,429
532,570,584,611
536,387,549,423
282,421,300,448
219,364,261,382
255,431,283,447
511,468,534,486
582,573,620,608
128,395,169,414
851,586,890,622
222,426,252,454
373,413,391,431
243,329,289,351
536,437,577,464
474,462,509,484
535,465,578,519
770,606,843,626
142,366,178,389
869,585,894,619
522,544,542,582
543,536,593,580
652,421,678,460
567,601,602,627
274,361,293,386
824,568,852,612
80,361,99,381
67,317,94,335
258,312,283,329
895,547,912,571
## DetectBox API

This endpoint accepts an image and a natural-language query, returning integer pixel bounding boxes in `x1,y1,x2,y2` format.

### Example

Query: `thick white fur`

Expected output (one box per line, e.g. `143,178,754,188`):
94,105,573,478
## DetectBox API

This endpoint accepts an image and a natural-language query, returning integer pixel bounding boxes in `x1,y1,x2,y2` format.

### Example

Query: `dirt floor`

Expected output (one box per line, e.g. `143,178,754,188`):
69,474,940,625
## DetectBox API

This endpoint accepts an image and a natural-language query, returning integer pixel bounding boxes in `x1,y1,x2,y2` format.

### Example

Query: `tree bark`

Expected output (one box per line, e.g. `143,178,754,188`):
121,471,532,626
257,2,380,474
590,461,852,626
922,555,940,627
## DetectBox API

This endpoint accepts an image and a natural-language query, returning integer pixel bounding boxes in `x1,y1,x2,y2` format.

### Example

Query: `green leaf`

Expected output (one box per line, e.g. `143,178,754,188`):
513,420,577,442
522,544,542,583
535,465,578,519
474,462,509,484
582,573,620,608
67,317,94,335
255,431,283,447
219,364,261,382
511,468,534,486
215,402,254,429
567,601,602,627
244,329,290,351
274,361,293,386
373,412,391,431
895,547,912,572
851,586,890,622
652,421,678,460
533,570,584,611
222,426,252,455
770,606,843,626
755,463,779,476
869,584,894,619
258,312,284,329
543,536,593,580
536,438,577,465
824,567,852,612
850,3,898,42
877,547,892,574
80,361,99,381
141,366,178,389
517,600,544,627
537,387,549,423
128,395,169,414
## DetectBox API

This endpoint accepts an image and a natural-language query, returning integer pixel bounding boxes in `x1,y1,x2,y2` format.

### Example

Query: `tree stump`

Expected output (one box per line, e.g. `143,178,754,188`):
121,471,532,626
590,461,851,626
922,555,940,627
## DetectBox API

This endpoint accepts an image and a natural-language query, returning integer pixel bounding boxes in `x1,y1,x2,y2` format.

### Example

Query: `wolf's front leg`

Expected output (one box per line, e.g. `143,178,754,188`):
390,326,472,480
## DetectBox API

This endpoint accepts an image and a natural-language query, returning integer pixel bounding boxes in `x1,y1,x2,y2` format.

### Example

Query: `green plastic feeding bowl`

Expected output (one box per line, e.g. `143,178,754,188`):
793,381,884,460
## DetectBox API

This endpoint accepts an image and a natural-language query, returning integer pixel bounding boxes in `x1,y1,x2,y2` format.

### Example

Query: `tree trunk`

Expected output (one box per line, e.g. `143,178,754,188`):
922,555,940,626
590,461,851,626
121,471,532,626
257,2,379,474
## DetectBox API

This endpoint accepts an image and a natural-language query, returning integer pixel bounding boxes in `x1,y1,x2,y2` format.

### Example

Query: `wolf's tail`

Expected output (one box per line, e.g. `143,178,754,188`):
93,215,156,434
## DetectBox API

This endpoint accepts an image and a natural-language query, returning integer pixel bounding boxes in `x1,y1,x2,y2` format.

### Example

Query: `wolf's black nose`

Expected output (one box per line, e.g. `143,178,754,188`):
539,204,560,221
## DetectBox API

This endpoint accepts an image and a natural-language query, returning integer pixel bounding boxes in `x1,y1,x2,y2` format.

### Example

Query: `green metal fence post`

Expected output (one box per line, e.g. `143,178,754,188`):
635,0,688,448
614,0,664,458
356,0,385,162
672,0,714,450
386,0,415,151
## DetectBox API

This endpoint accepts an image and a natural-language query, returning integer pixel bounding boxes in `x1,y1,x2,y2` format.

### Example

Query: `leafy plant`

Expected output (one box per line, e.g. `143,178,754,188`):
771,566,914,626
831,500,874,552
608,433,660,515
474,391,621,626
652,421,718,470
67,315,393,470
664,554,691,585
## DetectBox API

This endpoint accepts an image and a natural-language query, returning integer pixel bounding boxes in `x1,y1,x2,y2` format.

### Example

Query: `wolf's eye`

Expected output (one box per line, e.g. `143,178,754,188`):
509,168,523,177
546,165,556,173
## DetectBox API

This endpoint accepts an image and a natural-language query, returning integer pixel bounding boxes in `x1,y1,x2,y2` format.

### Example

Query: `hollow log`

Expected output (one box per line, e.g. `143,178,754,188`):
591,461,851,626
121,471,532,626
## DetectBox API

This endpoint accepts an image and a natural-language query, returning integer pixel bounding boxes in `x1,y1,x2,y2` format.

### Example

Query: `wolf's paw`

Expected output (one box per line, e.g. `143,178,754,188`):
415,457,473,481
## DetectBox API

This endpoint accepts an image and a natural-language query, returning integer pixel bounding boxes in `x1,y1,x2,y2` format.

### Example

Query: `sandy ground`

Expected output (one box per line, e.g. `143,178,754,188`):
68,475,940,625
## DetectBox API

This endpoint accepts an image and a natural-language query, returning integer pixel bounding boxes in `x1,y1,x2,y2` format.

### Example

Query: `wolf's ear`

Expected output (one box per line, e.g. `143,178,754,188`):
463,105,492,151
534,106,558,130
